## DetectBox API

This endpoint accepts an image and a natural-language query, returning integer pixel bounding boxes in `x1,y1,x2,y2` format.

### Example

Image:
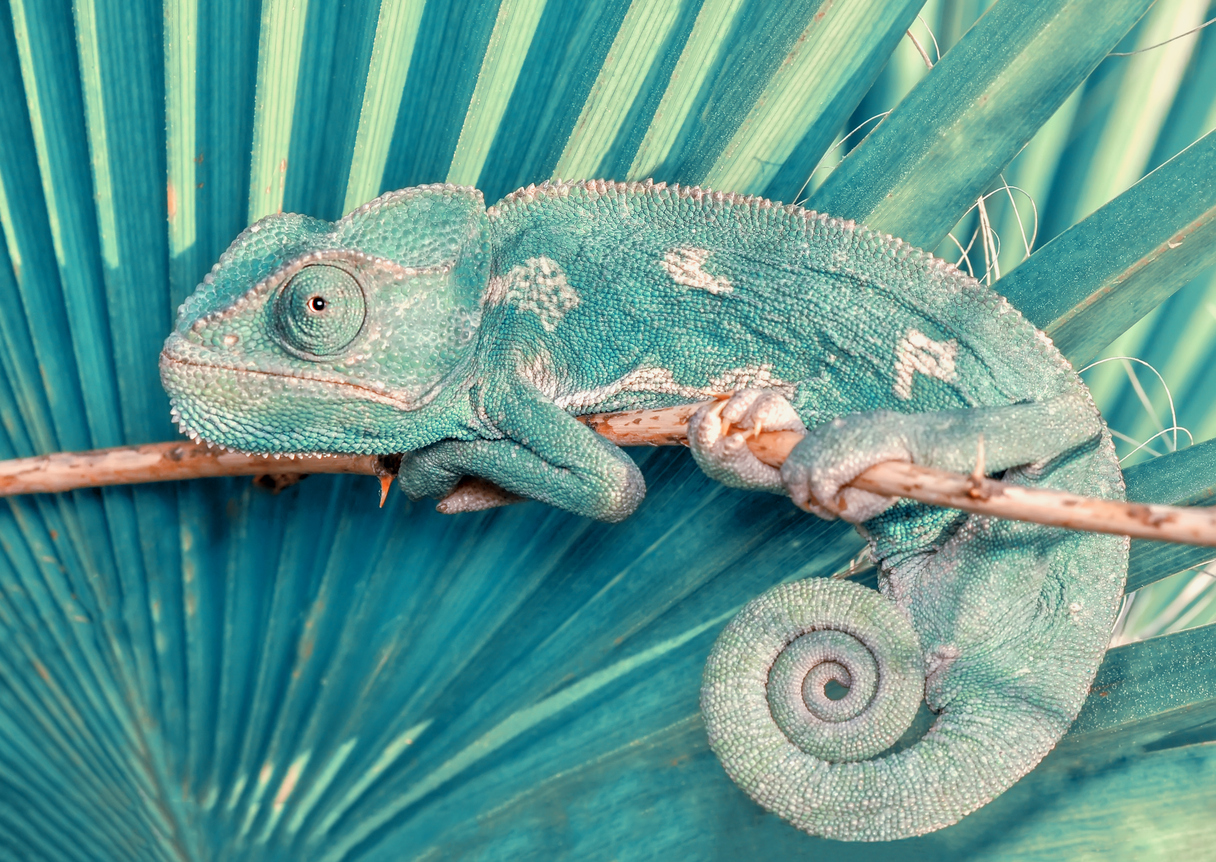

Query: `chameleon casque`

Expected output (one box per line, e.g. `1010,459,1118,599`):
159,179,1128,841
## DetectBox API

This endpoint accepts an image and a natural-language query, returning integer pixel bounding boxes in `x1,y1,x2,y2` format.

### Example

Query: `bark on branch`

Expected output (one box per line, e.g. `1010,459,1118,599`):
0,402,1211,547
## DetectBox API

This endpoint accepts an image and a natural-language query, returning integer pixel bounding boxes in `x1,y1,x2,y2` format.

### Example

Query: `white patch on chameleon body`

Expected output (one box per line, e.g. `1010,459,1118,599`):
707,365,796,398
893,328,959,400
485,256,579,331
518,348,561,400
482,274,508,305
555,367,681,410
659,247,733,295
553,363,795,411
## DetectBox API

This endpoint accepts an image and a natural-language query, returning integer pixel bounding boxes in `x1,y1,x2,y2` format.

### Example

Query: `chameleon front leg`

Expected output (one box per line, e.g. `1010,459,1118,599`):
398,388,646,522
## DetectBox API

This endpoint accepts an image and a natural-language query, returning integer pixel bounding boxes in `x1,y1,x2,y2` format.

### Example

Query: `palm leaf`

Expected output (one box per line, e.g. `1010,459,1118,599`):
0,0,1214,859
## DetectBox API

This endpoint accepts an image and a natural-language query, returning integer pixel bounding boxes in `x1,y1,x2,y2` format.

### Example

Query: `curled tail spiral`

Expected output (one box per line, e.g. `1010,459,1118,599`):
700,577,1081,841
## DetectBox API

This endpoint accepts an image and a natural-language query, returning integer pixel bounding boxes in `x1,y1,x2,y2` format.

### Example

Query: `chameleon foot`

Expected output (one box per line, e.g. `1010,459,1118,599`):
436,476,525,513
687,389,805,493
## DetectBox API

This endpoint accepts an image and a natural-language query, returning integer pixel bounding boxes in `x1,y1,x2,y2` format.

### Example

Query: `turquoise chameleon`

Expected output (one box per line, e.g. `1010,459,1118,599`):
159,179,1128,841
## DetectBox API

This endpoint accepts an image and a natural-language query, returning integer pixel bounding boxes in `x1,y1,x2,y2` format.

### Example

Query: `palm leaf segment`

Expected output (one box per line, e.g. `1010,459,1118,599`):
0,0,1213,858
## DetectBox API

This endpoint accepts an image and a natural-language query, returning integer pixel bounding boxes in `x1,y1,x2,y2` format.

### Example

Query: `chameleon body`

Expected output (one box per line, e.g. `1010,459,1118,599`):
160,180,1128,840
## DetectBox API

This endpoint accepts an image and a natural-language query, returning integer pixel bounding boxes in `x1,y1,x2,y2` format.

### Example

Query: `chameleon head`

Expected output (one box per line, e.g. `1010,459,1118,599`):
160,184,490,454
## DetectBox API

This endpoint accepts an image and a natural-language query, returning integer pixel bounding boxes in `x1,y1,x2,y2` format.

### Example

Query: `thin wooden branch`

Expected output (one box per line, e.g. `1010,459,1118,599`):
0,402,1212,547
585,404,1216,547
0,442,380,492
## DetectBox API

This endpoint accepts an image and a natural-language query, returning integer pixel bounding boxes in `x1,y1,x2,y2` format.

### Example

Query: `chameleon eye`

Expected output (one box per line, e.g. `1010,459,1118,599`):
273,264,366,357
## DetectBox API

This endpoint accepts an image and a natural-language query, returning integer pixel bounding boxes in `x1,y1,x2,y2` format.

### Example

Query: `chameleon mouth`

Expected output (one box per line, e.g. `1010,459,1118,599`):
159,337,422,455
159,343,418,412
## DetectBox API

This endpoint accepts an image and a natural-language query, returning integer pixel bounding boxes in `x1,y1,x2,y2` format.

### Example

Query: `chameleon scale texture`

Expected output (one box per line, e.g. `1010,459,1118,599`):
160,179,1128,841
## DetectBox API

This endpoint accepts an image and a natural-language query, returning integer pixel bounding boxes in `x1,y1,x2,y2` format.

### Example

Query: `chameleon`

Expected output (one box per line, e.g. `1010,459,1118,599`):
159,179,1128,841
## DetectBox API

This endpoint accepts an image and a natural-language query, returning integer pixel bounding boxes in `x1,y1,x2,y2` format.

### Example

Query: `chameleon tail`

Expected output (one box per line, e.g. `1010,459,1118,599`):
701,577,1071,841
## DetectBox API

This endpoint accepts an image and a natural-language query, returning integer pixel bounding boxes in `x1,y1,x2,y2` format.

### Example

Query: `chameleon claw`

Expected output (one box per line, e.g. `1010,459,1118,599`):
967,434,991,501
373,453,403,508
436,476,526,513
699,399,733,439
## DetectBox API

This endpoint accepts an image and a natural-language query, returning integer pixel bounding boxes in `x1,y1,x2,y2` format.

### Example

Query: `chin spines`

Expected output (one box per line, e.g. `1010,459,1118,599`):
166,403,344,461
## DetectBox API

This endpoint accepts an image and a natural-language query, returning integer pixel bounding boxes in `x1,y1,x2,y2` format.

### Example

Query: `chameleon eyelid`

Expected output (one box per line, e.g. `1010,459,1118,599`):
273,264,368,360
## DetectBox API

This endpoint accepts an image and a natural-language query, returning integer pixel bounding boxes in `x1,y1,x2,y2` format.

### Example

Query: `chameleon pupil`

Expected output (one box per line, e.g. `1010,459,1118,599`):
271,264,365,356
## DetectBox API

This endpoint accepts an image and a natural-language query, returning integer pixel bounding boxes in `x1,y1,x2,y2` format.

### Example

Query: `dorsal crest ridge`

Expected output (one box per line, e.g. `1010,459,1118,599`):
485,178,951,273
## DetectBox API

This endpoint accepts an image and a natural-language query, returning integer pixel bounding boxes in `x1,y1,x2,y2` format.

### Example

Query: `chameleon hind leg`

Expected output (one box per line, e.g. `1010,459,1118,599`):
688,387,1103,521
693,388,1125,839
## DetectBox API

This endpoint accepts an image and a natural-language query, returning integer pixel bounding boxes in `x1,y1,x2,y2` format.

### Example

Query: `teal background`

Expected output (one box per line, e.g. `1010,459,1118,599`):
0,0,1214,858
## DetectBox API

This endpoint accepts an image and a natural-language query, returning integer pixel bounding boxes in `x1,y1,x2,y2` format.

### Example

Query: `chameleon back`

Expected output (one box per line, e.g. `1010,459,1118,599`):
482,180,1088,423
